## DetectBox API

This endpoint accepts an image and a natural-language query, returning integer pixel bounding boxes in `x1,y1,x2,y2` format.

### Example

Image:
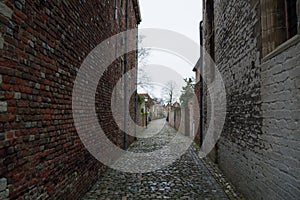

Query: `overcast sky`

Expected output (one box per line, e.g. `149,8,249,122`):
138,0,203,100
139,0,202,44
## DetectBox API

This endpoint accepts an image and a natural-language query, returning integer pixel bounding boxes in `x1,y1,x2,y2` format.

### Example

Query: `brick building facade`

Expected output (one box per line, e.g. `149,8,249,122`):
0,0,140,199
193,59,201,146
201,0,300,199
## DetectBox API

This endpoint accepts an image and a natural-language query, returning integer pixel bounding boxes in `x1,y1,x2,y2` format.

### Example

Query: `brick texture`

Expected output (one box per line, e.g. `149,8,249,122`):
202,0,300,199
192,60,201,146
0,0,140,199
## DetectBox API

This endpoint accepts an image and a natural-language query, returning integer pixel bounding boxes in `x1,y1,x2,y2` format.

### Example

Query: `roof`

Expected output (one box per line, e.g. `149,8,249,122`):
193,58,201,72
138,93,151,98
173,102,181,107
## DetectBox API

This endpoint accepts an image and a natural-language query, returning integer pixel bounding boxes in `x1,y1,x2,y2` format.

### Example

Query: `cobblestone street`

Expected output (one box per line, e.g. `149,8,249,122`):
83,119,238,200
1,0,299,198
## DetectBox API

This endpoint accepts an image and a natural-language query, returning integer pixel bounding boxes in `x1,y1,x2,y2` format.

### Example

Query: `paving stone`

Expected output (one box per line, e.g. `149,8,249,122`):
0,102,7,113
0,178,7,191
82,119,240,200
0,34,3,50
0,2,13,18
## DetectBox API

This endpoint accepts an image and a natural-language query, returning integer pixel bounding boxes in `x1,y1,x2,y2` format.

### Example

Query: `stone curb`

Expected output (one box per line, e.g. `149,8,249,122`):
191,144,245,200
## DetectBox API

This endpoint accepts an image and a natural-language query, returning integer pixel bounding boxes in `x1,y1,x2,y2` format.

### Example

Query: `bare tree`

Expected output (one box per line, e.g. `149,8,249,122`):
161,81,179,105
161,81,179,121
138,35,150,66
137,68,153,93
137,35,153,93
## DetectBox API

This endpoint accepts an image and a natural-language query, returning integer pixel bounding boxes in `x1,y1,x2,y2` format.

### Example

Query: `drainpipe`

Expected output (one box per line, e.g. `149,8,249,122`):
297,0,300,33
123,0,129,150
199,21,204,148
135,25,138,139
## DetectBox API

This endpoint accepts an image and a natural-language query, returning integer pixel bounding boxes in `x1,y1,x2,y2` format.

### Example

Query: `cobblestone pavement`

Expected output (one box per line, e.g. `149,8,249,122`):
82,119,236,200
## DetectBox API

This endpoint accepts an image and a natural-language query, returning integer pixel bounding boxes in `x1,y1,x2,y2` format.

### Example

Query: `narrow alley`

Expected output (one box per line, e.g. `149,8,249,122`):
0,0,299,199
83,119,239,200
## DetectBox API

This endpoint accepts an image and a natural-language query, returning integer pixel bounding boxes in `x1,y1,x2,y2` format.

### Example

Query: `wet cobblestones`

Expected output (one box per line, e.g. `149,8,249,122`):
82,119,236,199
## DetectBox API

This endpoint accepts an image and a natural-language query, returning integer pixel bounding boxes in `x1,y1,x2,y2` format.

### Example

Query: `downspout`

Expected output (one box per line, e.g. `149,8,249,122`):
297,0,300,33
199,21,204,148
135,24,138,140
124,0,129,150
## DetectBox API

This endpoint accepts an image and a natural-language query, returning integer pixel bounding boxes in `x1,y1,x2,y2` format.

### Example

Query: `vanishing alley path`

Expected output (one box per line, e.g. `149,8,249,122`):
82,119,239,200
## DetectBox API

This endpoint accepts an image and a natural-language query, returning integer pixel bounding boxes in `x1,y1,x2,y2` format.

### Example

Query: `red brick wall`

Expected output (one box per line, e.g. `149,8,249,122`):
0,0,139,199
193,80,201,145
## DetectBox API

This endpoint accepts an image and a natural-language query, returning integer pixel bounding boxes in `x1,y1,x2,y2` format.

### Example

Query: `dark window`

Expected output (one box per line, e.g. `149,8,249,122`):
205,0,215,82
206,0,215,61
261,0,299,57
285,0,297,39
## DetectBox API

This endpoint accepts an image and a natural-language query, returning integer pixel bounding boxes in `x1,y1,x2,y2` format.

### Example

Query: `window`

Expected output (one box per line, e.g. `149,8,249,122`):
206,0,215,61
285,0,297,39
261,0,299,57
205,0,215,82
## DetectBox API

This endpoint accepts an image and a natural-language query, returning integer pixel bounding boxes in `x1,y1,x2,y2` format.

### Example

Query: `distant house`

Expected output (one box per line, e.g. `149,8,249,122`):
138,93,154,126
151,98,165,120
164,103,170,117
172,102,181,109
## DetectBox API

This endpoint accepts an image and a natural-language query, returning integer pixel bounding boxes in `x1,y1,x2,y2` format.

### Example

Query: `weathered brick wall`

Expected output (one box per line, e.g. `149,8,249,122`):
169,108,181,131
0,0,139,199
169,109,175,128
192,95,200,145
193,72,200,145
203,0,300,199
212,0,263,155
259,38,300,199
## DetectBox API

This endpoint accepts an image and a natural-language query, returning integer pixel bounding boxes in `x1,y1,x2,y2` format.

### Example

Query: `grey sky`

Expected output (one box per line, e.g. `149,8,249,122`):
138,0,203,100
139,0,202,44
